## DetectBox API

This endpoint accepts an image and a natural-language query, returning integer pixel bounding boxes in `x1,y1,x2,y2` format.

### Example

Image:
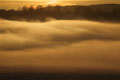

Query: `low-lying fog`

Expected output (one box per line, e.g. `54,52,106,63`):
0,19,120,73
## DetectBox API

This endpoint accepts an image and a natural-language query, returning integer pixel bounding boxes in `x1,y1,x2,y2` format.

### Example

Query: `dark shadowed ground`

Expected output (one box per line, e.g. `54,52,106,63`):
0,72,120,80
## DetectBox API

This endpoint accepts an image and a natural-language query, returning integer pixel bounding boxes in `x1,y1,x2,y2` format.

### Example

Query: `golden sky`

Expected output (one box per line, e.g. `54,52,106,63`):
0,0,120,10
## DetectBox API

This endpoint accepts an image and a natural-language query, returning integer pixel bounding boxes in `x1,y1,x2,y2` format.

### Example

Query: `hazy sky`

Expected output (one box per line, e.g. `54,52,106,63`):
0,0,120,9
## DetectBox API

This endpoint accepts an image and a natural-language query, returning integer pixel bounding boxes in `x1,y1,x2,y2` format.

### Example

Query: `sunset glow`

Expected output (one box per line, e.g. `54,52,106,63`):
44,0,58,4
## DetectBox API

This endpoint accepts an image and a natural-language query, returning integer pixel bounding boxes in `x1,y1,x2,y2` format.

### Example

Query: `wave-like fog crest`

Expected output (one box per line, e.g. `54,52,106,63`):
0,19,120,50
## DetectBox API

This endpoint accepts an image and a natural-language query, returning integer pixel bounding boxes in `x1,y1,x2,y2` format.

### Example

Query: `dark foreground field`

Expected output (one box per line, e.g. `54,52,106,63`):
0,73,120,80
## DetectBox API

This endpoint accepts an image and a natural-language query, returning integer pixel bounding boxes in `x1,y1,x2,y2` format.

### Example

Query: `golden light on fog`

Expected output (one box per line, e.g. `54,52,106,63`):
0,19,120,73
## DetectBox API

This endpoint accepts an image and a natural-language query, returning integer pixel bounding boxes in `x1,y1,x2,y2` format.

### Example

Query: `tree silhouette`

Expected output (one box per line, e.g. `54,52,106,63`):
0,4,120,22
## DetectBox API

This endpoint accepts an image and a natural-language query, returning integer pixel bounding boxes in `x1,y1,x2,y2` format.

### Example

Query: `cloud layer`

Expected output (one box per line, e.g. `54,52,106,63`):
0,19,120,50
0,19,120,73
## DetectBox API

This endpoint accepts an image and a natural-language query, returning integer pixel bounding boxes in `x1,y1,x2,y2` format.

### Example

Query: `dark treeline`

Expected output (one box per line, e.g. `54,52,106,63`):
0,4,120,22
0,73,120,80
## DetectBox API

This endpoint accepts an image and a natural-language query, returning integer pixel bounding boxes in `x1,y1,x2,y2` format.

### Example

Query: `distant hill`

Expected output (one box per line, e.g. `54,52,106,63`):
0,4,120,22
90,4,120,12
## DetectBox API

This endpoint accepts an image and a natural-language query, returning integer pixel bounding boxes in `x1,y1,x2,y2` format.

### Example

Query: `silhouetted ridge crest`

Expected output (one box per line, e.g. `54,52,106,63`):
0,4,120,22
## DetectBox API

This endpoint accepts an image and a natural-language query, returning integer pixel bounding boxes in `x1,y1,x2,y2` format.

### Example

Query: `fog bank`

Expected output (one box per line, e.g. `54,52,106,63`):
0,19,120,73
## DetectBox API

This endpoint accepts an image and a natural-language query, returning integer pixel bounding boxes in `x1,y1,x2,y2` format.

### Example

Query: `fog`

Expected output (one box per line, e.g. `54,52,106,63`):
0,19,120,73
